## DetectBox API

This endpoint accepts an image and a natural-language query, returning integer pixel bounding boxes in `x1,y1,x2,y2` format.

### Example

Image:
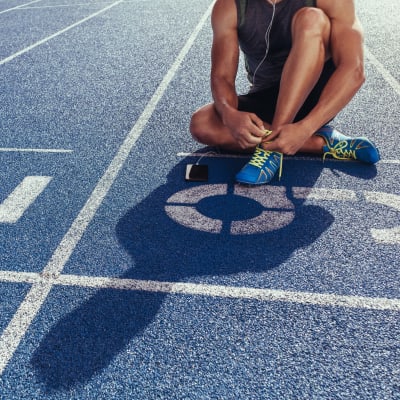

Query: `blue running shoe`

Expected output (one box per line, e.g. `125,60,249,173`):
235,146,283,185
315,125,380,164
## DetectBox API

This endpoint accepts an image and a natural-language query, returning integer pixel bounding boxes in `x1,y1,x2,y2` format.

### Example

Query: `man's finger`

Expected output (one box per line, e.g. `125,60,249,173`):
262,140,281,152
249,124,268,138
248,134,263,147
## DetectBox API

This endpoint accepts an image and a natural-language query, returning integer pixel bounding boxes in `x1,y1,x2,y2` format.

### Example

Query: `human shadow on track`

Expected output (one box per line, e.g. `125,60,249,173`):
31,156,377,390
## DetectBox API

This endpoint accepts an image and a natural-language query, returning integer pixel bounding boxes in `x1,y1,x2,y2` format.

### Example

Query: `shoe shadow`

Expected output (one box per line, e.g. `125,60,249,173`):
31,154,376,390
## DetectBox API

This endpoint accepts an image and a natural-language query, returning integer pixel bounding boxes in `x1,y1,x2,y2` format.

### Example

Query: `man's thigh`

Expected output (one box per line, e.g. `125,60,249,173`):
238,58,336,124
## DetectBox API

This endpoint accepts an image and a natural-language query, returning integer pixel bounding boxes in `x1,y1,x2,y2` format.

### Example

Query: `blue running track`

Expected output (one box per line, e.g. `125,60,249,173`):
0,0,399,398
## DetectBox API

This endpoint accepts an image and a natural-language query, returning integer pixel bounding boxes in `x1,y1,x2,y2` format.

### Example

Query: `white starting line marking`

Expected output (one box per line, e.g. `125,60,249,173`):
0,271,398,312
177,152,400,165
0,176,52,224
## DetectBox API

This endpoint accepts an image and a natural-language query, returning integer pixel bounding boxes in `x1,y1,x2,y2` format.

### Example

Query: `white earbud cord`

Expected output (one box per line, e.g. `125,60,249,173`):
252,0,277,88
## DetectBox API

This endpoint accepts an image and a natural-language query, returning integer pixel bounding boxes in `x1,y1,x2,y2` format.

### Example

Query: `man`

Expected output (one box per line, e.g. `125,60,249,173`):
190,0,380,185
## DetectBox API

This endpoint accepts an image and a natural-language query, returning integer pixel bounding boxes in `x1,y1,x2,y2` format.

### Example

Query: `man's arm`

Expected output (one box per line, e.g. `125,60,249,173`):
210,0,239,120
264,0,365,155
300,0,365,133
211,0,265,149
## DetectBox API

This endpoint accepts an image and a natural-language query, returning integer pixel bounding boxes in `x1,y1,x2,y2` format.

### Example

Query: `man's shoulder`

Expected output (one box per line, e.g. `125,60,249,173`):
213,0,238,21
212,0,239,35
213,0,237,10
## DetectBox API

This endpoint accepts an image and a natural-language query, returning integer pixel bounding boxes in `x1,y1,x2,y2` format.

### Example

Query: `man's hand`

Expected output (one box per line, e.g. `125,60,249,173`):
262,123,313,155
223,108,267,149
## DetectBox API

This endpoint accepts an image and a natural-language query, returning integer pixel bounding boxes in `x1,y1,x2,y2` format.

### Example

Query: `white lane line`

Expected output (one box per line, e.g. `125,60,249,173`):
41,0,215,279
57,275,400,312
178,152,248,159
177,152,400,165
0,148,72,153
14,4,106,9
0,176,52,224
0,1,215,376
177,152,325,161
0,270,398,312
0,0,43,15
0,0,124,66
365,45,400,97
0,282,53,372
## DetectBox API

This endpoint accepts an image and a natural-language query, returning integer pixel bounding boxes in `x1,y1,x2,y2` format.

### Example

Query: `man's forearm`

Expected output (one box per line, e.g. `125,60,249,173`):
211,77,239,125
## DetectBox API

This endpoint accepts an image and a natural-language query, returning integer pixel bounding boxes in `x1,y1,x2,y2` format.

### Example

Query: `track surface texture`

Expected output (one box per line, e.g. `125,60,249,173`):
0,0,399,399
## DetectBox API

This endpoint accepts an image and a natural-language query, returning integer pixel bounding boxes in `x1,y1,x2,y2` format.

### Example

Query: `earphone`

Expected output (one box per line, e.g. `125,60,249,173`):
252,0,277,87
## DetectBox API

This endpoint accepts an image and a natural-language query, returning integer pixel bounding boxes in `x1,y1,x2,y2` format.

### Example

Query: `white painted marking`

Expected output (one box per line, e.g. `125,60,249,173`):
0,271,40,284
166,185,295,235
365,46,400,97
232,185,294,234
0,270,398,312
177,153,400,165
0,0,43,15
14,4,94,9
293,187,357,201
0,283,52,374
364,191,400,244
0,176,52,224
40,1,215,279
177,152,248,159
167,184,227,205
383,160,400,165
0,0,124,66
56,275,400,312
0,1,216,375
0,148,72,153
166,185,226,233
166,185,400,243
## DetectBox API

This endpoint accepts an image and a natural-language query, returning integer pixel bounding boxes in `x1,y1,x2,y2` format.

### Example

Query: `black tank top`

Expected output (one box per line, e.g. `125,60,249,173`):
235,0,317,92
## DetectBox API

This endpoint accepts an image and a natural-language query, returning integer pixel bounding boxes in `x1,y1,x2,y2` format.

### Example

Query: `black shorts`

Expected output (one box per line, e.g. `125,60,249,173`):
237,59,336,123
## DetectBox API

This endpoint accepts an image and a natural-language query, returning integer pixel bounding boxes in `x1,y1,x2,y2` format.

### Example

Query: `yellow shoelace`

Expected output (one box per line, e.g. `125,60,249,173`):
248,146,283,180
323,140,357,161
263,129,273,139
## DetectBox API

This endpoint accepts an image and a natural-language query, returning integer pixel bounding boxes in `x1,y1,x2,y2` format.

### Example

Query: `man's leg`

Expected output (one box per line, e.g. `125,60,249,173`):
190,104,244,152
272,7,332,153
190,87,278,152
236,8,333,185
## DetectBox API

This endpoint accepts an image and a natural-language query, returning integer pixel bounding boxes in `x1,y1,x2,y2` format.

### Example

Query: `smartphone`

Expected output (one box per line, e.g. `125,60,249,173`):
185,164,208,182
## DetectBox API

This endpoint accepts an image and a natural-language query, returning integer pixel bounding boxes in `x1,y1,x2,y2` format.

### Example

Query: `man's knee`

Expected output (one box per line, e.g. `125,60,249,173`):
189,108,205,142
190,104,235,148
292,7,331,45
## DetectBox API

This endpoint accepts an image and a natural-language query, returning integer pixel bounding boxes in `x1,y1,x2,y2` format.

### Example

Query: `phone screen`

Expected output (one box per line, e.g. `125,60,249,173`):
185,164,208,182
